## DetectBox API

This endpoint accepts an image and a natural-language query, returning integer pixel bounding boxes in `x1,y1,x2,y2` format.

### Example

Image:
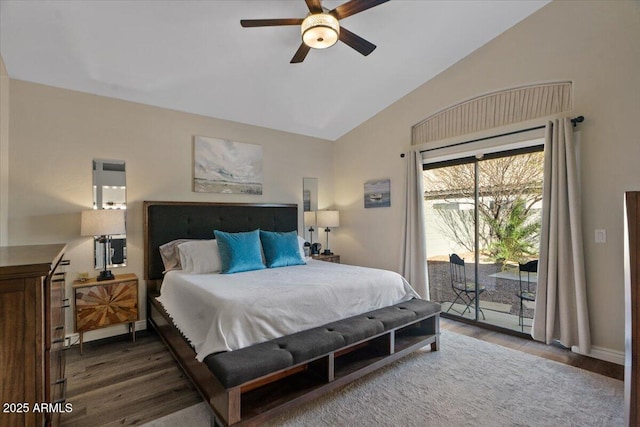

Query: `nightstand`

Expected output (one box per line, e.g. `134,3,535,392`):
312,254,340,263
73,273,138,354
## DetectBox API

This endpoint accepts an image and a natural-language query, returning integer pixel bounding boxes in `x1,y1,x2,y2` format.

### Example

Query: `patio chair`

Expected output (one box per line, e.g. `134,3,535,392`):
516,259,538,330
447,254,485,320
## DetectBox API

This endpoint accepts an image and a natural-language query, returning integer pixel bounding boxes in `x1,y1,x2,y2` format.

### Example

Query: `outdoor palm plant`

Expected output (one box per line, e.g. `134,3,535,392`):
486,198,540,267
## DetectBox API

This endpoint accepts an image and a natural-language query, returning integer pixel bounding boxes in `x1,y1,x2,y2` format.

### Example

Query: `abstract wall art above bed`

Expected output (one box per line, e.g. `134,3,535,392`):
193,135,263,195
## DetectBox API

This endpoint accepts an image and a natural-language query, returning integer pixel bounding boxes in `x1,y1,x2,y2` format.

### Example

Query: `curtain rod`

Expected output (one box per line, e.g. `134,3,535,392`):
400,115,584,158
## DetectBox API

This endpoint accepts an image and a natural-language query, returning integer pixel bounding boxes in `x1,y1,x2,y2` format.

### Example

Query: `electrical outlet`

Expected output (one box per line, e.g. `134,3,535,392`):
595,229,606,243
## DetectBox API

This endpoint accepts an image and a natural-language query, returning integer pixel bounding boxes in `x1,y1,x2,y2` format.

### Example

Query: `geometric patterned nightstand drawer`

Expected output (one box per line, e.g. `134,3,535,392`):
73,273,138,354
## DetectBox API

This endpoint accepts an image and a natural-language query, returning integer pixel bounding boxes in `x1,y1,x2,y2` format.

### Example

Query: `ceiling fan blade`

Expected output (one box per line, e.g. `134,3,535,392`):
241,18,303,27
330,0,390,20
291,43,311,63
339,26,376,56
305,0,323,14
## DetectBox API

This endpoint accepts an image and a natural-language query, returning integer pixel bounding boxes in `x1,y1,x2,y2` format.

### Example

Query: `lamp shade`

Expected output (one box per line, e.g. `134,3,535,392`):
301,13,340,49
303,211,317,227
81,209,126,236
316,210,339,228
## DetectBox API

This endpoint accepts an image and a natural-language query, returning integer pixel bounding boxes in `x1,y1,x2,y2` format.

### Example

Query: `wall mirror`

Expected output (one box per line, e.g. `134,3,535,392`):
303,177,318,212
302,177,318,252
92,159,126,269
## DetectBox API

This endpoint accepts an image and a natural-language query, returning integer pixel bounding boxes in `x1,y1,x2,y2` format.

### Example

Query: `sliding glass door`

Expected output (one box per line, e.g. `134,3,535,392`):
424,159,478,320
424,147,543,333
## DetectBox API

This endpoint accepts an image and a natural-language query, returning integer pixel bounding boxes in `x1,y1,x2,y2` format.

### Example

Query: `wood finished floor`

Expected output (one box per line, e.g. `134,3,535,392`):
60,318,624,426
60,332,201,427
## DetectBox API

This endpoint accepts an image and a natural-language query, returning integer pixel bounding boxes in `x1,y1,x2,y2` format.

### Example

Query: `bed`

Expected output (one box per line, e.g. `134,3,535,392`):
144,201,440,426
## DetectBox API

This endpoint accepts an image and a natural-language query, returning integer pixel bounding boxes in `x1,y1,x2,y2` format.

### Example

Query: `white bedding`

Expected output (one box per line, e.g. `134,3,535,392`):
156,259,419,361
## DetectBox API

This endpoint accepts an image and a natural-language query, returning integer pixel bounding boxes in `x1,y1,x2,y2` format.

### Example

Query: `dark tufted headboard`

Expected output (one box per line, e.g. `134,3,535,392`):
143,201,298,282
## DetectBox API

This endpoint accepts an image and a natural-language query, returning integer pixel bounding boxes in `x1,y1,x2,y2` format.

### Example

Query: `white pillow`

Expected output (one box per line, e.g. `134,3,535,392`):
298,235,309,260
177,240,221,274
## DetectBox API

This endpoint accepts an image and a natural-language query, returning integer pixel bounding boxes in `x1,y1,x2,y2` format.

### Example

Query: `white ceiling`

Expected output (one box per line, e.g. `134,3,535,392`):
0,0,549,141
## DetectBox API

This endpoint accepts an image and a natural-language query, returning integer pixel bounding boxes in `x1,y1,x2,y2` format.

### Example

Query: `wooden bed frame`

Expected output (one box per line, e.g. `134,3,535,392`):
143,201,440,426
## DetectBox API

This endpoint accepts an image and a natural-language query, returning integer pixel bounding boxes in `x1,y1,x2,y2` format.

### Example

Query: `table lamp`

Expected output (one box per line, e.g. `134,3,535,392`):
316,210,339,256
304,211,317,243
81,209,126,281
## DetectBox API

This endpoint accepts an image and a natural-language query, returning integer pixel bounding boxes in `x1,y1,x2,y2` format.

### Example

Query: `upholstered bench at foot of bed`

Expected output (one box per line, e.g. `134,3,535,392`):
205,298,441,389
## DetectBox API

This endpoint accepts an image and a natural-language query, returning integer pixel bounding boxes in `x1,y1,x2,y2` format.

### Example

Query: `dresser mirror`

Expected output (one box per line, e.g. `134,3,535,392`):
92,159,127,269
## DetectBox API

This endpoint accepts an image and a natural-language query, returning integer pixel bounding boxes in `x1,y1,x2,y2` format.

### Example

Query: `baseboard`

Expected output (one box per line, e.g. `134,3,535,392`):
65,319,147,347
572,344,625,366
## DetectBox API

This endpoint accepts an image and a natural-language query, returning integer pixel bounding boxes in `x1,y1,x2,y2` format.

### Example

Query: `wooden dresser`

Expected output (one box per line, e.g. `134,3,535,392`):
625,192,640,427
0,244,68,427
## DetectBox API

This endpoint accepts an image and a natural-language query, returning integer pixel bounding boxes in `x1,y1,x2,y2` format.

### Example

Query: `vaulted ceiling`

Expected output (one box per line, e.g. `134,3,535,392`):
0,1,549,140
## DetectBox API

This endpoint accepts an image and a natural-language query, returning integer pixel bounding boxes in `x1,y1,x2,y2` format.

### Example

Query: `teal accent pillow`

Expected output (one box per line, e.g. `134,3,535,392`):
259,230,306,268
213,229,265,274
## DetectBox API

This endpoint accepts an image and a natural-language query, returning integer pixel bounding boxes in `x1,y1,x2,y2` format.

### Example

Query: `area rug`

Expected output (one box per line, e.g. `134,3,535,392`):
141,330,623,427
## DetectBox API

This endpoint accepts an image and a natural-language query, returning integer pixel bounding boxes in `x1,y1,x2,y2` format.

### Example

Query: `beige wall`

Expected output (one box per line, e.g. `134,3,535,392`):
333,0,640,358
7,80,334,339
0,55,8,246
5,0,639,357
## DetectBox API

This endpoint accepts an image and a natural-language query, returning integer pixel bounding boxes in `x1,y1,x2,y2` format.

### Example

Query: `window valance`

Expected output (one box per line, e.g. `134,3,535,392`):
412,82,572,145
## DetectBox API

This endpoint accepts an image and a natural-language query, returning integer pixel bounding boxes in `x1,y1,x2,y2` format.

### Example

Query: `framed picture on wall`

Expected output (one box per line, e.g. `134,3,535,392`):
193,136,263,194
364,178,390,208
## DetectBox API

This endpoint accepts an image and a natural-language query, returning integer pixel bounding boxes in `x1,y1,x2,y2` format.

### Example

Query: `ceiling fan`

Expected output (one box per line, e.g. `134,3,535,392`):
240,0,390,63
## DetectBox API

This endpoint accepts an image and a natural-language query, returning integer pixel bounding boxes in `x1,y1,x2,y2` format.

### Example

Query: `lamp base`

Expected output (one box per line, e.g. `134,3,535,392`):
322,249,333,256
97,270,115,281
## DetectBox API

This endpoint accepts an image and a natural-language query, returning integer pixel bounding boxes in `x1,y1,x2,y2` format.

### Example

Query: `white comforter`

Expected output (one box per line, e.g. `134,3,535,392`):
156,260,419,361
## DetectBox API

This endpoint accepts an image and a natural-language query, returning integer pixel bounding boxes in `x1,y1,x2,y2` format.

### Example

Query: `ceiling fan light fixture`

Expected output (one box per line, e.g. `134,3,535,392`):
301,13,339,49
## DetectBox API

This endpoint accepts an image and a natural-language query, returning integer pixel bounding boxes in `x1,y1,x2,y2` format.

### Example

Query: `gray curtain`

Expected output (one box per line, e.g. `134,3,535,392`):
400,150,429,299
532,118,591,354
